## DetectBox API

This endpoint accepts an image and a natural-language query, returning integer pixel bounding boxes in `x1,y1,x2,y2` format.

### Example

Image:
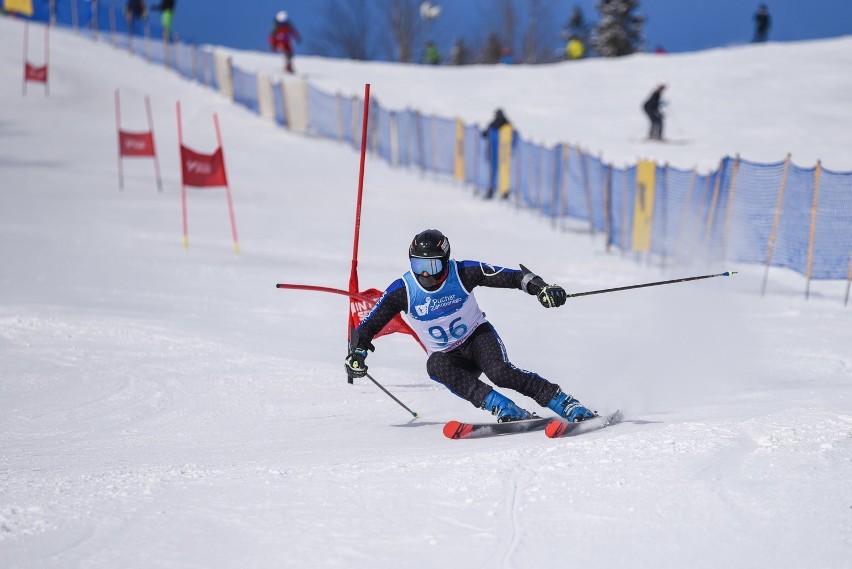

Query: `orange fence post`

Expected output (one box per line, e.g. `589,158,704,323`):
761,154,791,296
805,161,822,300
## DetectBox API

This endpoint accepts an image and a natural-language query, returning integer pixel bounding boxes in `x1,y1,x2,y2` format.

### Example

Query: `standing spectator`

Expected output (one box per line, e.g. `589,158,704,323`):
125,0,146,24
753,4,771,42
424,40,441,65
565,37,585,60
642,84,666,141
151,0,176,42
481,109,511,199
269,10,302,74
125,0,146,36
449,38,468,65
500,46,514,64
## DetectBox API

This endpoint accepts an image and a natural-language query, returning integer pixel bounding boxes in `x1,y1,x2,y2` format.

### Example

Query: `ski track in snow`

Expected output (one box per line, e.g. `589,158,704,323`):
2,16,852,569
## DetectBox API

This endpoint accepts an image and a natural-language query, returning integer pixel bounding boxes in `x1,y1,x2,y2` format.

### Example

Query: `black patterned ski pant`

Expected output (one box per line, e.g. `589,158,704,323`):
425,323,560,409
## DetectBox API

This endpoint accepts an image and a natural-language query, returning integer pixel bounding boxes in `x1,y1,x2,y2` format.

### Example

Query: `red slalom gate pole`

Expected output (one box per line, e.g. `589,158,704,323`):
346,83,371,383
44,25,50,96
22,23,28,96
146,95,163,192
276,283,372,302
115,89,124,189
177,101,188,250
214,113,240,256
349,83,370,296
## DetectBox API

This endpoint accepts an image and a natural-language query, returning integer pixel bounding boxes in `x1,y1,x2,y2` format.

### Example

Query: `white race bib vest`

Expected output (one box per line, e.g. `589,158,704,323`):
402,260,486,354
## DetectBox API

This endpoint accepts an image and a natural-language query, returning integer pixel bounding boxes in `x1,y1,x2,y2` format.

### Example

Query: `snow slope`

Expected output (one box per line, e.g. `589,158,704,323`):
224,35,852,172
1,18,851,569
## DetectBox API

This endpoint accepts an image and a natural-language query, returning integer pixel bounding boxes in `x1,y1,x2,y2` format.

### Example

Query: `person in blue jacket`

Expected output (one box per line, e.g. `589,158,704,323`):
344,229,597,424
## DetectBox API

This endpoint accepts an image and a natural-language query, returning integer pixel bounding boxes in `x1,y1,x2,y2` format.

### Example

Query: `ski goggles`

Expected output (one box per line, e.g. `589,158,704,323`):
410,257,443,277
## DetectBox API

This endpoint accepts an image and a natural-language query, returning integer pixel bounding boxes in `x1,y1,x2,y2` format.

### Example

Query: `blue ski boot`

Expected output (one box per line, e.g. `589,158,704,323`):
547,389,596,422
481,390,532,423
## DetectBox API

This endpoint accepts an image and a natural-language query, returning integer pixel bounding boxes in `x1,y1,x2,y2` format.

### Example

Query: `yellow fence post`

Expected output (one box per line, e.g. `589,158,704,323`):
632,160,657,254
453,119,465,183
497,123,513,198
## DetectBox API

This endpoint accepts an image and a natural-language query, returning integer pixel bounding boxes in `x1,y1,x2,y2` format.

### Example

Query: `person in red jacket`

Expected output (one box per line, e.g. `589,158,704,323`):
269,10,301,73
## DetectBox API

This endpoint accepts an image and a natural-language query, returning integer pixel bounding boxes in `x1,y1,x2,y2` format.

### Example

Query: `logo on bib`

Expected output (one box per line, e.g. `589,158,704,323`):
414,296,431,317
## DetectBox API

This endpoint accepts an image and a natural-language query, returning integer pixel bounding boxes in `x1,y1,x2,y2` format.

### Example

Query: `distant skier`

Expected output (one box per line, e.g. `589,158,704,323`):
643,84,666,141
344,229,597,424
269,10,302,74
151,0,177,42
753,4,771,43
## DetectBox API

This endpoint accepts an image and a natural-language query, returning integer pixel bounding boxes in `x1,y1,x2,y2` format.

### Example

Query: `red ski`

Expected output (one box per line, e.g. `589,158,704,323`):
443,417,551,439
544,410,623,438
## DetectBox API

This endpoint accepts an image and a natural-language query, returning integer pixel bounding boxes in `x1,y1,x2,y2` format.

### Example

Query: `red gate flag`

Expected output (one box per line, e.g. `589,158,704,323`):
22,22,49,96
177,101,239,255
119,132,156,156
24,63,47,83
349,288,425,350
180,146,229,187
275,283,426,352
115,90,162,191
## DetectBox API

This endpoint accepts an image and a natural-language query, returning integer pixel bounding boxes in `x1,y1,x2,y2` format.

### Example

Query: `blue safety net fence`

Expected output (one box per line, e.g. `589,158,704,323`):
20,6,852,288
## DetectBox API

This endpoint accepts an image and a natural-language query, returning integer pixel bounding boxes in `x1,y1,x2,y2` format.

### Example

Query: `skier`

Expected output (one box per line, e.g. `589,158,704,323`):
643,83,666,141
269,10,302,74
344,229,597,424
753,4,771,43
151,0,176,42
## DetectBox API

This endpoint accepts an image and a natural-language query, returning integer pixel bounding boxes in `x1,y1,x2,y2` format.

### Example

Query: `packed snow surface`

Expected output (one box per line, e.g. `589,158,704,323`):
1,18,851,568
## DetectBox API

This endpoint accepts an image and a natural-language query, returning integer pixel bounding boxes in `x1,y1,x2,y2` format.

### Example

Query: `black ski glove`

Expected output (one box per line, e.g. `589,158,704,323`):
345,349,368,379
520,264,567,308
537,285,567,308
344,337,375,379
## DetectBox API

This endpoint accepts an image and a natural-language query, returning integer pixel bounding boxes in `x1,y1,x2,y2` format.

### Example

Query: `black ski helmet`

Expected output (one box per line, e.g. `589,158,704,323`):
409,229,450,289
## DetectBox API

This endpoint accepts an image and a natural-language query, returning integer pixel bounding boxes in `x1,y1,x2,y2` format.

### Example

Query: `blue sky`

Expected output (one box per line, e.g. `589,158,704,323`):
174,0,851,57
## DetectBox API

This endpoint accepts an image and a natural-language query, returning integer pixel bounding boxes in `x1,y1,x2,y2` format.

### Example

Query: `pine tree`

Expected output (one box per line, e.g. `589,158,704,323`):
564,6,590,45
591,0,645,57
481,32,504,64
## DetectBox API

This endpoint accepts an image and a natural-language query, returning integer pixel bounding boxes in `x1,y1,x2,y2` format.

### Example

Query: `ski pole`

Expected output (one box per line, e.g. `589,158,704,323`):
567,271,736,299
365,372,419,418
